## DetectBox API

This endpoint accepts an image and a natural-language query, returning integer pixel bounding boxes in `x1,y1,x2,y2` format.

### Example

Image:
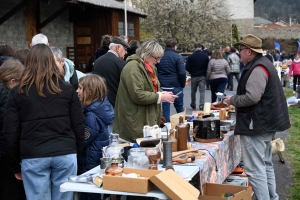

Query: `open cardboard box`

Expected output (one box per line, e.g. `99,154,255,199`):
150,169,200,200
170,109,186,130
103,168,200,198
103,168,162,194
199,183,252,200
223,176,248,187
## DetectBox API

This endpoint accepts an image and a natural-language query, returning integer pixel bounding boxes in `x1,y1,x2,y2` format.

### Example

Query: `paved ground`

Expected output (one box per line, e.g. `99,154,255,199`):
169,79,293,199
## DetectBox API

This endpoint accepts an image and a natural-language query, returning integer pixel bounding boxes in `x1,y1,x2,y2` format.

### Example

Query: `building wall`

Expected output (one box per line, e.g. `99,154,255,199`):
226,0,254,20
226,1,300,39
0,0,27,49
0,0,73,55
252,27,300,39
40,0,74,55
225,0,255,39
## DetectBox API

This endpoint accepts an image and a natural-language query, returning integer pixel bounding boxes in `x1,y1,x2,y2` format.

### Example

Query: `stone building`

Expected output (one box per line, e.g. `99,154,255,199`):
225,0,300,40
0,0,146,71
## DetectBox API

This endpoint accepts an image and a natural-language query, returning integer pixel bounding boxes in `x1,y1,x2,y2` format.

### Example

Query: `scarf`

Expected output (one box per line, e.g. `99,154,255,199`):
144,61,158,92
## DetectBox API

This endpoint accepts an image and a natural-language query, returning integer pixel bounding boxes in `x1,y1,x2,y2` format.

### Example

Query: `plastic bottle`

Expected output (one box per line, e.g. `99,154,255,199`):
176,115,188,151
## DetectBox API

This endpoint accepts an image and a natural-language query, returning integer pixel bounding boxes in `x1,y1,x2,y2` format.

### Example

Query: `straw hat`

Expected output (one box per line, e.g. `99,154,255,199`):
234,34,265,54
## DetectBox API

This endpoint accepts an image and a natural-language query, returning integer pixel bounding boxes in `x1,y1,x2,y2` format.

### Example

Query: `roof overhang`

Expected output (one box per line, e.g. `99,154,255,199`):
76,0,147,17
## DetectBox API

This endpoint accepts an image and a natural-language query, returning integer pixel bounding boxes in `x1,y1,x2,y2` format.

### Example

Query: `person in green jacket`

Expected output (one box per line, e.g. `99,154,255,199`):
113,40,178,141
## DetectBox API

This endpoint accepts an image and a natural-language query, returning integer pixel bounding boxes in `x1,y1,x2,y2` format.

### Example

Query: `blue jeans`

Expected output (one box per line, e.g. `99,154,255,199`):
209,78,228,103
190,76,206,108
162,87,184,122
21,154,77,200
240,133,278,200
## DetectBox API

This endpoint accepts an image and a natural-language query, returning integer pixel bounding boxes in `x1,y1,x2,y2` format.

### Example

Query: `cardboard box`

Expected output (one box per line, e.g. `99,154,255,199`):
199,183,252,200
170,109,186,129
223,176,248,186
103,168,162,194
150,169,200,200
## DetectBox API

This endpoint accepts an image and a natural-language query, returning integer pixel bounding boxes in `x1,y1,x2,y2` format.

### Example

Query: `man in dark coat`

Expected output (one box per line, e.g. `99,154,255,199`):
185,43,209,110
93,37,129,108
156,39,186,122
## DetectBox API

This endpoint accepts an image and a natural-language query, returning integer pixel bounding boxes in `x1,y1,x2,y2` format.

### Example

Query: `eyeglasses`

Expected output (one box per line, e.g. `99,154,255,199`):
239,48,249,52
152,56,161,62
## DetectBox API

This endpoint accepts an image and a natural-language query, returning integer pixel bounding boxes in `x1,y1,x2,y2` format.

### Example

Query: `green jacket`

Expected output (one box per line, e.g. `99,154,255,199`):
113,54,162,141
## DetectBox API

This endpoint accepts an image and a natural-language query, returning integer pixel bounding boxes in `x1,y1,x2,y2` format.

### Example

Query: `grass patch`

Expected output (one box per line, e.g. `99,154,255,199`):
283,88,300,199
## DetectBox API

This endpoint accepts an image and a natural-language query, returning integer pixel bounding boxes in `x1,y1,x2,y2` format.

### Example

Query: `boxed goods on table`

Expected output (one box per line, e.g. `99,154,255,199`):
103,168,161,194
103,168,200,199
150,168,200,200
199,183,252,200
223,176,248,187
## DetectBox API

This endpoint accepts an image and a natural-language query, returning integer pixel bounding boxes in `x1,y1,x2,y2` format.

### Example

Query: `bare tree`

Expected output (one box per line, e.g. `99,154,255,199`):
133,0,232,51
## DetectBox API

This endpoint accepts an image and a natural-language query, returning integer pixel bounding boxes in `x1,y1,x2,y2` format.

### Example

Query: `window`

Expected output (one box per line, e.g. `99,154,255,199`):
128,23,134,36
118,22,124,35
118,22,134,36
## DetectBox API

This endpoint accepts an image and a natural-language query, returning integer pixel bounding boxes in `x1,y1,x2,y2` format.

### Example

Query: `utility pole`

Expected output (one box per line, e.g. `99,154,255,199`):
230,14,234,47
124,0,127,37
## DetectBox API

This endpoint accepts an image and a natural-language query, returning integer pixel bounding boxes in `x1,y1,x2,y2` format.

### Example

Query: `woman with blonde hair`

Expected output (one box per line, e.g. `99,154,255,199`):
206,49,230,102
3,44,85,200
0,58,26,200
113,40,178,141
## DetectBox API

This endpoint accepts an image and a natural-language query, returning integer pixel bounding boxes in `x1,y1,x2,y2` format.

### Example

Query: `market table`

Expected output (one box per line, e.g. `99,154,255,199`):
60,165,199,200
191,131,241,187
60,131,241,199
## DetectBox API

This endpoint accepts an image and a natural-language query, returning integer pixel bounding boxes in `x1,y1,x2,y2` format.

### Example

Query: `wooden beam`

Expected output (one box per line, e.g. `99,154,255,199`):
37,4,71,30
0,0,33,25
36,0,40,32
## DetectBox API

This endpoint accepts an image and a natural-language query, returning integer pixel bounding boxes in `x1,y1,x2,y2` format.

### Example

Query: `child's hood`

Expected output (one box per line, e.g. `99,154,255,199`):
84,97,114,125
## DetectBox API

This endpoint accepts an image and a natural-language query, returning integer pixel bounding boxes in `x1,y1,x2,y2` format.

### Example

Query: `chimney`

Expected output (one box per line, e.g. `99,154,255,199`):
293,19,297,26
290,17,292,26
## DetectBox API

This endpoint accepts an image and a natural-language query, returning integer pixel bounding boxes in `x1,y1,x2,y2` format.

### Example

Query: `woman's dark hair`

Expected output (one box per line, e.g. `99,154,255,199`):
102,34,113,47
230,47,236,53
128,40,140,49
13,49,30,65
18,44,63,97
0,44,14,56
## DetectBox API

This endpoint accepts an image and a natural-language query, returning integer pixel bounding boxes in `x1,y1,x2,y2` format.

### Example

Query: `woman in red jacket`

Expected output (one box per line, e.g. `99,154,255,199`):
289,53,300,93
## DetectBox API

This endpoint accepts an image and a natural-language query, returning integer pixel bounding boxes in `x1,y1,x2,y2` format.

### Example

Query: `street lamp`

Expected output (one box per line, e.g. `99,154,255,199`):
124,0,127,37
230,14,234,47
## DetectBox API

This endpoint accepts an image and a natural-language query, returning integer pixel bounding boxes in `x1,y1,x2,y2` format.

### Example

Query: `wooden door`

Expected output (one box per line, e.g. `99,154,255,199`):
73,20,94,72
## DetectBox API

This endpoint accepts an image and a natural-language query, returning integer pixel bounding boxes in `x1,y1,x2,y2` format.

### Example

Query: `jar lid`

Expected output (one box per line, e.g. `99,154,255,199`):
130,148,146,156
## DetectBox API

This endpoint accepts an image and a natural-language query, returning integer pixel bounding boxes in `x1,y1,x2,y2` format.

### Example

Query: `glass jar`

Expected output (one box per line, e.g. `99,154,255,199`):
105,134,124,158
105,163,123,176
145,147,161,170
127,148,149,169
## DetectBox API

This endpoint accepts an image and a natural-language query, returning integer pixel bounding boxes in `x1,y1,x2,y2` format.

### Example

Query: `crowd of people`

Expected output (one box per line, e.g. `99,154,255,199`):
0,32,294,200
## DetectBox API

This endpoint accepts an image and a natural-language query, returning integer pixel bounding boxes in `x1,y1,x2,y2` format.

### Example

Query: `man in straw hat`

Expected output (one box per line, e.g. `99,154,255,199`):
225,34,290,200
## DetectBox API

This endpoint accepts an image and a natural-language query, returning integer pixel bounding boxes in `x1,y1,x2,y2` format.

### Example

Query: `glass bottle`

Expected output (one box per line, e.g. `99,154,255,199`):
176,115,188,151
